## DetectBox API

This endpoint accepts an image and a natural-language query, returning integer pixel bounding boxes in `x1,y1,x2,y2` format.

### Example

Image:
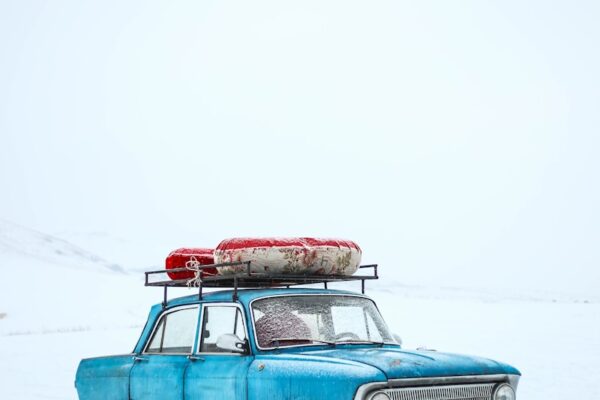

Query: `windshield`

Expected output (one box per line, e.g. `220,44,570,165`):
251,295,395,349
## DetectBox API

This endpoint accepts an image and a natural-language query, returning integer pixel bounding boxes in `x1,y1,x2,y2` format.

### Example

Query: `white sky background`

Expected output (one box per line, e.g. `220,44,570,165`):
0,1,598,296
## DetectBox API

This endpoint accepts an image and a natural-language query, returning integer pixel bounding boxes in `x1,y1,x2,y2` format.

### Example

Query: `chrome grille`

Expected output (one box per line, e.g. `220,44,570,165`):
378,383,495,400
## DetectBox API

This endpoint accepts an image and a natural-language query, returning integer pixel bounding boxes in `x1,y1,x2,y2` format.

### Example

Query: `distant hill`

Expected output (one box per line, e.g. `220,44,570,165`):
0,219,158,337
0,219,125,273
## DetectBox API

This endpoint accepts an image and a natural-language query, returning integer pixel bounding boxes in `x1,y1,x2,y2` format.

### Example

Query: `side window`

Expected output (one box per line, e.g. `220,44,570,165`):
200,306,247,353
146,307,199,354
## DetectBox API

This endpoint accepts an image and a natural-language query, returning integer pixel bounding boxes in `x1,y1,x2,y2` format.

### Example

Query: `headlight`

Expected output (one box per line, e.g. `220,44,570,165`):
370,393,390,400
494,383,515,400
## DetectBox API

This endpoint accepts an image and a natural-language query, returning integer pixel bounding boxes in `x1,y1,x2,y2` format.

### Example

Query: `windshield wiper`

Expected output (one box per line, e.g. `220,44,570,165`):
334,339,385,347
268,337,336,348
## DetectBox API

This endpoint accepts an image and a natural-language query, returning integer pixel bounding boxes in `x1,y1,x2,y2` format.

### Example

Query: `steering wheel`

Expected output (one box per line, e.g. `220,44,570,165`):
334,332,360,341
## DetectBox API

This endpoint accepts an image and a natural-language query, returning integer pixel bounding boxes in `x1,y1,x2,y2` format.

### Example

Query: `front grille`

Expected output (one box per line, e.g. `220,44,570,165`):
378,383,495,400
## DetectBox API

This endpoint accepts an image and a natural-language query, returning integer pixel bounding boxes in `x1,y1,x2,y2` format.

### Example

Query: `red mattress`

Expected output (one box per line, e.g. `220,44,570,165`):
214,237,362,276
165,248,216,280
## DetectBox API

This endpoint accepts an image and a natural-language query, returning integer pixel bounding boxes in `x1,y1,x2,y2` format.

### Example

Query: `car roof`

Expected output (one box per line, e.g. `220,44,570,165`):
162,287,368,308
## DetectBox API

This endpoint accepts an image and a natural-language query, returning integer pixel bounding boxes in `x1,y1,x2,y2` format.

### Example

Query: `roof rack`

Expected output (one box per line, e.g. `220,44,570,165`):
144,261,378,307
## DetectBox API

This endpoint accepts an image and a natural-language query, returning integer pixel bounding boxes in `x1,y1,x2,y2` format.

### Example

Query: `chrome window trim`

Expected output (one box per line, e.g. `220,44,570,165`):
354,374,520,400
142,305,200,355
195,302,251,356
249,293,398,351
138,353,197,357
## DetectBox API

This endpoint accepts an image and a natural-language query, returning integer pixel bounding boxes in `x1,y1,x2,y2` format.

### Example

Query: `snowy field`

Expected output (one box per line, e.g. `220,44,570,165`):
1,220,599,399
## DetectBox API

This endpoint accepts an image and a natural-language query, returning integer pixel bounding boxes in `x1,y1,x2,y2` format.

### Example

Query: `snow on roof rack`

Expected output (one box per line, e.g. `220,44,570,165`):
144,262,378,307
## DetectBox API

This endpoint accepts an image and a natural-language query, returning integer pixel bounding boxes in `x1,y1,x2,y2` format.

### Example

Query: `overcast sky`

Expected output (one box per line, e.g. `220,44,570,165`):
1,1,598,296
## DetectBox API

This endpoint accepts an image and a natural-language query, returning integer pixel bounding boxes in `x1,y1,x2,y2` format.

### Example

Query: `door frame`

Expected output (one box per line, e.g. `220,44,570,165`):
141,304,201,355
195,302,252,356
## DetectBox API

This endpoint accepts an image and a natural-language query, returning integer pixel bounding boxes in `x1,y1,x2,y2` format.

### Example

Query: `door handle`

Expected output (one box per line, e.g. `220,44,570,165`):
132,355,148,362
188,355,204,362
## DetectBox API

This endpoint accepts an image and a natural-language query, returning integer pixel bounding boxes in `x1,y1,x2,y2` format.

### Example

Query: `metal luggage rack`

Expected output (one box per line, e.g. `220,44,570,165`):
144,261,379,306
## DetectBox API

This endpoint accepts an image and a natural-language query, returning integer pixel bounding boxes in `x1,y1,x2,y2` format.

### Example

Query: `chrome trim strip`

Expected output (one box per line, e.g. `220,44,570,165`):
249,293,397,351
81,353,135,361
387,374,514,387
195,302,250,355
507,375,520,391
354,374,520,400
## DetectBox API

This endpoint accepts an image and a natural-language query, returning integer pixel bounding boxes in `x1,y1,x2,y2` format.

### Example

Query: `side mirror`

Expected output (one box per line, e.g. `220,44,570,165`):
393,333,403,347
216,333,246,354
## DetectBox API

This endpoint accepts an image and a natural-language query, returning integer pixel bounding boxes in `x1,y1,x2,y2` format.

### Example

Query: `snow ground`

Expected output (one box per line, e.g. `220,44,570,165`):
378,295,600,399
0,221,598,399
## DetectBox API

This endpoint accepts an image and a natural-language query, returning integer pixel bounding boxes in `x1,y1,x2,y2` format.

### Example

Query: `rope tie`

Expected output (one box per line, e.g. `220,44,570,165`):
185,256,203,287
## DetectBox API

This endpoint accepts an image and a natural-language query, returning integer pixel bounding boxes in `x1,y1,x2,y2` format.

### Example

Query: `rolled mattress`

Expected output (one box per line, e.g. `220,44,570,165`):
165,248,216,280
214,237,362,276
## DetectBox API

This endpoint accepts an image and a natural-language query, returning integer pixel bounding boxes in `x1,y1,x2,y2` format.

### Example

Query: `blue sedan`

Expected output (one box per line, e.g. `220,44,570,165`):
75,287,519,400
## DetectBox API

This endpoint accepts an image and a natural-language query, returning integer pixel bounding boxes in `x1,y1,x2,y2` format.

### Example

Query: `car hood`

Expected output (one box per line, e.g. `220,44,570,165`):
298,346,519,380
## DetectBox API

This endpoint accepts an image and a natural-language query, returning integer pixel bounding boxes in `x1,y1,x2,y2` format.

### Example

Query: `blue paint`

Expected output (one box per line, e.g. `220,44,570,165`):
75,288,520,399
130,355,189,400
247,354,386,400
185,354,253,399
295,347,520,378
76,355,133,400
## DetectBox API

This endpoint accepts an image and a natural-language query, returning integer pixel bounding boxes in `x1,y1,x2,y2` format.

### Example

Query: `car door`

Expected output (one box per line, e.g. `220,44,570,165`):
184,303,253,399
130,305,200,400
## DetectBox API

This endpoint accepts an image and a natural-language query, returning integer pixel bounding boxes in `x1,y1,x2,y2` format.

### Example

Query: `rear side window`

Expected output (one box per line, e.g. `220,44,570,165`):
146,307,199,354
